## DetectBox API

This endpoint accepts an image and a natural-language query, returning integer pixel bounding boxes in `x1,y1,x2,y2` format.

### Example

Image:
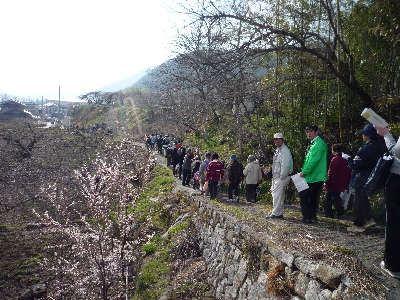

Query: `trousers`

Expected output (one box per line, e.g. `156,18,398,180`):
300,181,323,220
246,184,258,202
324,190,345,216
228,182,240,199
271,177,290,216
384,173,400,272
352,190,373,227
208,180,219,199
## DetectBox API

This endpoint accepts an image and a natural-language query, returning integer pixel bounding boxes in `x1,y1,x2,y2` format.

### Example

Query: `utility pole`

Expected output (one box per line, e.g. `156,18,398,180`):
58,86,61,115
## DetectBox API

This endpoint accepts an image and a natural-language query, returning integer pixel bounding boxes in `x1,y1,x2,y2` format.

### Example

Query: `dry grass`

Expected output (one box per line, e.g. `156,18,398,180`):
266,263,295,298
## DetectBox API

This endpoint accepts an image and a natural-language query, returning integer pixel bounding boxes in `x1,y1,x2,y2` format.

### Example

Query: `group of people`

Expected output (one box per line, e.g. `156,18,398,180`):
144,133,171,154
266,123,400,279
195,151,264,203
148,121,400,279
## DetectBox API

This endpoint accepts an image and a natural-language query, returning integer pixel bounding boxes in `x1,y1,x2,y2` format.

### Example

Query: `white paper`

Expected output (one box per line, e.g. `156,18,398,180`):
361,108,389,127
340,188,354,210
291,173,309,192
342,153,350,160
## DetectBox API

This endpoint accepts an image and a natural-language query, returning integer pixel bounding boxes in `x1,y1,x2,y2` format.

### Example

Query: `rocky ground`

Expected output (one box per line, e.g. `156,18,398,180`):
153,151,400,299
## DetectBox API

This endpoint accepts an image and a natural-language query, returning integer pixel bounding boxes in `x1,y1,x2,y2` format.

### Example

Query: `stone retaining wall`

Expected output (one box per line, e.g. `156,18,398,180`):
193,197,352,300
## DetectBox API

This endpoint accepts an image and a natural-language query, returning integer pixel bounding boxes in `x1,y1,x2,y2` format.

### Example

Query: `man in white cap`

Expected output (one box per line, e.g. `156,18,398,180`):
266,133,293,218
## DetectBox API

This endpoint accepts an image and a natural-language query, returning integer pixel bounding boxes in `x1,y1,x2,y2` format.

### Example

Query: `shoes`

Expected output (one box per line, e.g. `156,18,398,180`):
228,199,233,202
302,218,313,224
236,196,239,202
336,210,346,217
365,219,376,228
266,214,283,219
347,226,365,233
246,201,252,204
380,261,400,278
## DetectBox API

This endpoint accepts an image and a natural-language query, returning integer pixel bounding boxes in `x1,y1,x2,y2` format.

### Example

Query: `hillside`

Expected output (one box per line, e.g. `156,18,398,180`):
152,152,400,299
1,112,399,299
98,69,149,92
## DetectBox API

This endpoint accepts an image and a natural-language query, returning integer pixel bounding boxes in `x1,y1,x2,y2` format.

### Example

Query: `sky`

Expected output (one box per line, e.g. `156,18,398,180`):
0,0,185,99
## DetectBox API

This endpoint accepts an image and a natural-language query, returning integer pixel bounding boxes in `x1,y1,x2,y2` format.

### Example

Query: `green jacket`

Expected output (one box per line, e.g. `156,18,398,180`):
302,136,328,183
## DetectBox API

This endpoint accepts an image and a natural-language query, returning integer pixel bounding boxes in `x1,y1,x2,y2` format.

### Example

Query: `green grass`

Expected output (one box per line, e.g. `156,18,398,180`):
141,243,157,255
326,246,355,255
134,257,170,300
167,219,189,237
131,165,175,225
130,164,184,299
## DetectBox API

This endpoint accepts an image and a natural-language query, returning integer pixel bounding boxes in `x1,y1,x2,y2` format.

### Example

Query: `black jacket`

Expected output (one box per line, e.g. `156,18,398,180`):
349,140,387,190
228,160,244,183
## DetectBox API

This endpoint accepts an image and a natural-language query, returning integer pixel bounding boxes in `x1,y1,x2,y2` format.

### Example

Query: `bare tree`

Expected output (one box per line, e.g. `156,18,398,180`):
180,0,375,108
79,91,116,105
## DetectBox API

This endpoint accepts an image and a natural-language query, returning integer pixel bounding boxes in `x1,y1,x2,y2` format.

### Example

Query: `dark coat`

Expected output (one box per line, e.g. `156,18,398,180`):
171,150,181,165
349,140,387,190
324,155,352,192
182,154,192,170
228,160,244,183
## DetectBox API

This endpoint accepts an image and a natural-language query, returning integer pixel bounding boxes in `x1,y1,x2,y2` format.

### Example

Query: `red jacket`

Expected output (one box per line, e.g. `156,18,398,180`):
206,160,224,181
324,155,352,192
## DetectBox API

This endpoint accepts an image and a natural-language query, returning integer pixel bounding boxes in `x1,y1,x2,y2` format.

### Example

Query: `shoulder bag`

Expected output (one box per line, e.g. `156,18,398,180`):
362,146,394,197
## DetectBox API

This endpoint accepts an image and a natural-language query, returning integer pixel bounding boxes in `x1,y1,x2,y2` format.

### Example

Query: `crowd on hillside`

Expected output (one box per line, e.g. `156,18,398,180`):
143,123,400,279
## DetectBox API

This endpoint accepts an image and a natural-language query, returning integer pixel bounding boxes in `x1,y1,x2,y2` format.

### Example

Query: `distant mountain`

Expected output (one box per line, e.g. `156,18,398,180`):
130,59,180,91
131,55,269,93
98,69,151,92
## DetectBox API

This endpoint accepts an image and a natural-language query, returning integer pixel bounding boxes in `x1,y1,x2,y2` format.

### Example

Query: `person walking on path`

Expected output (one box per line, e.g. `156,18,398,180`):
299,125,328,224
206,153,224,199
243,155,262,203
227,154,244,202
266,133,293,219
323,144,352,218
375,125,400,278
171,148,180,177
218,160,228,193
182,152,192,186
178,147,186,179
199,152,212,193
347,124,386,233
191,156,202,190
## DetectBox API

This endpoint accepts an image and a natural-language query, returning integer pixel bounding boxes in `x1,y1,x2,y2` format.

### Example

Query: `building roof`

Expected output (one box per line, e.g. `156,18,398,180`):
1,100,26,108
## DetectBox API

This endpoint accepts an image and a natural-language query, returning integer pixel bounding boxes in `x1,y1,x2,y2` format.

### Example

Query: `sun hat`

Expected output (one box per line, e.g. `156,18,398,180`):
274,133,284,139
360,124,379,139
247,155,256,163
230,154,237,160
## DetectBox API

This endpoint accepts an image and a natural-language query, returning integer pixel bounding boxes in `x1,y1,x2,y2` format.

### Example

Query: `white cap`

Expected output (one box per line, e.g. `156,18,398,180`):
274,133,284,139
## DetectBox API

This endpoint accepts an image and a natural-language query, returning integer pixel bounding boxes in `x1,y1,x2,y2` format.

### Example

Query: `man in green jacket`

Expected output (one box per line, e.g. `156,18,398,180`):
299,125,328,223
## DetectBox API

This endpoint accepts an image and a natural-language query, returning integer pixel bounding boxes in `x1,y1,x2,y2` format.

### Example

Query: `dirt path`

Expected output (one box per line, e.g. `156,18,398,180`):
153,150,400,299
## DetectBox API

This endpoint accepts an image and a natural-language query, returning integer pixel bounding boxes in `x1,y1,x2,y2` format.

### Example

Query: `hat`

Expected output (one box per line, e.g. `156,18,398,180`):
230,154,237,160
360,124,379,139
274,133,284,139
247,155,256,163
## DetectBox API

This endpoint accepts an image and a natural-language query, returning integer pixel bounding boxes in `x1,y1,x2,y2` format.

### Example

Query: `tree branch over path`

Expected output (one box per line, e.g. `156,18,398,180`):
186,0,374,107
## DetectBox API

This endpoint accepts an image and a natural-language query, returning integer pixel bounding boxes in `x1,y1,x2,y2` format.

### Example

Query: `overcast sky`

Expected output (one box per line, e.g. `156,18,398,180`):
0,0,185,99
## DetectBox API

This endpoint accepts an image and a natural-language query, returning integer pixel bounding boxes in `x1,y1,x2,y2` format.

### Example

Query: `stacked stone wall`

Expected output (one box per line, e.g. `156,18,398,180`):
193,197,352,300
